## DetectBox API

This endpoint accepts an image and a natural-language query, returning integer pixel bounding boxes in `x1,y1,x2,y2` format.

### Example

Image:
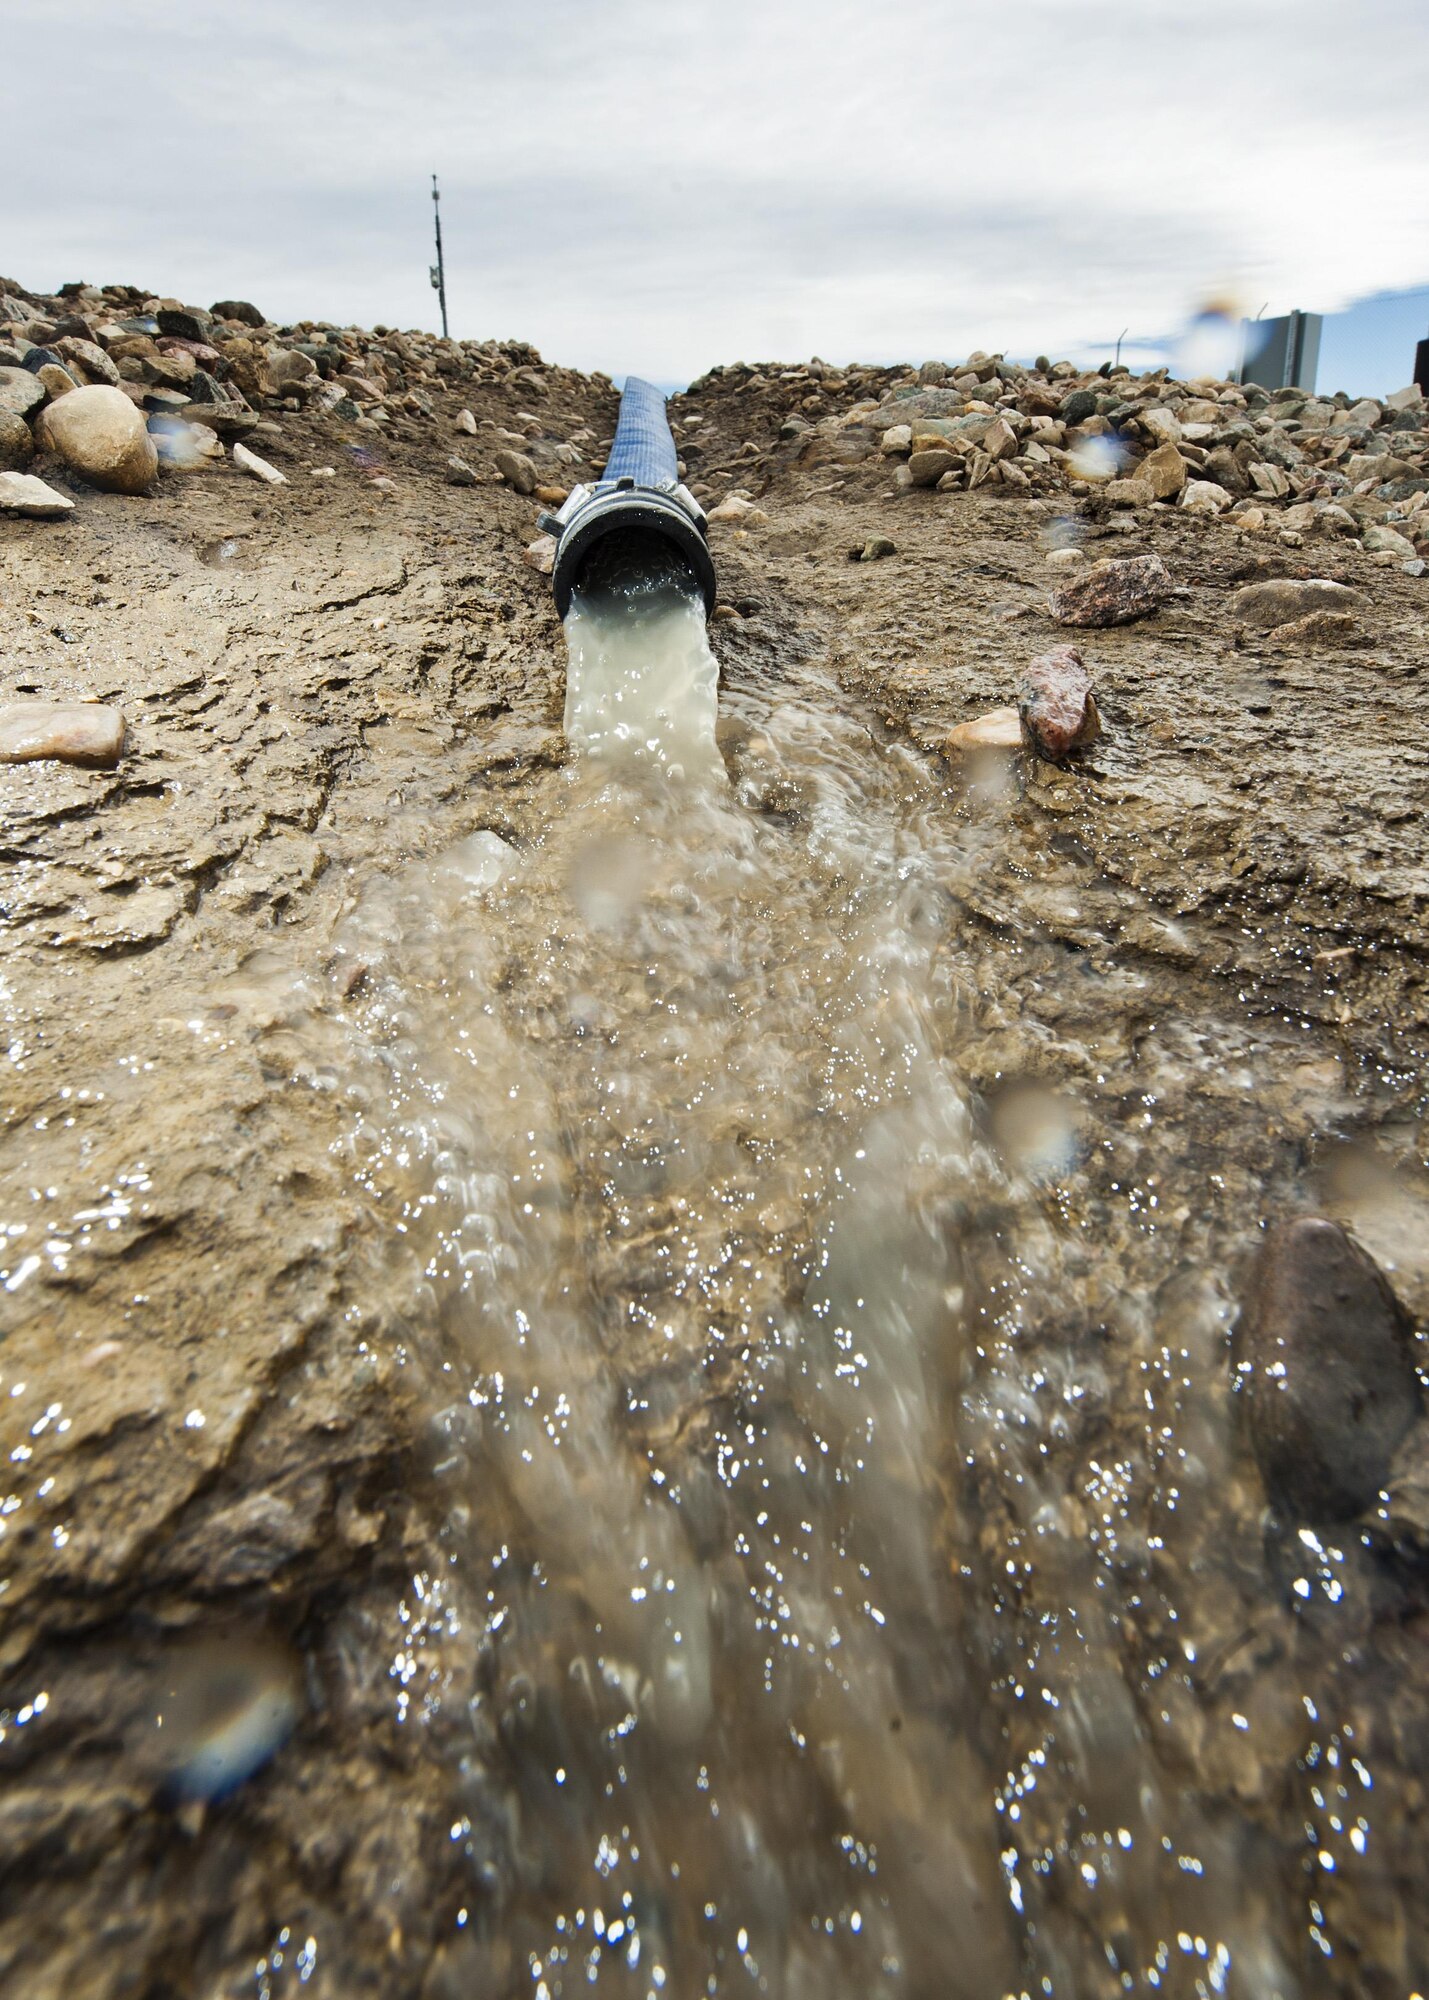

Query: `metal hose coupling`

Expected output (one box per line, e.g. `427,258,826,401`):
545,376,716,619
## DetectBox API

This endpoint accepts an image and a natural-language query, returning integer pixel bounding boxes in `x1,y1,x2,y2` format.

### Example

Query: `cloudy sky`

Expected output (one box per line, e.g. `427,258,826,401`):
5,0,1428,386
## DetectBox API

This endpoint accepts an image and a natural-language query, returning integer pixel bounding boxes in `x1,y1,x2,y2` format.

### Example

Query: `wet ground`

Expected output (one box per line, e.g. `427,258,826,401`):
2,362,1428,2000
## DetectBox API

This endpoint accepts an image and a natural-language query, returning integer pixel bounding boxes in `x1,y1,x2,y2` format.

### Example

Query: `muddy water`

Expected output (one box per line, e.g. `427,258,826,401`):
272,574,1424,2000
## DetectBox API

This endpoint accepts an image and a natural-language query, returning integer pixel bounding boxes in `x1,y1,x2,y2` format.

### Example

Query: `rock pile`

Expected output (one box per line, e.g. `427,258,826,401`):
0,273,586,511
690,349,1429,564
2,275,1425,570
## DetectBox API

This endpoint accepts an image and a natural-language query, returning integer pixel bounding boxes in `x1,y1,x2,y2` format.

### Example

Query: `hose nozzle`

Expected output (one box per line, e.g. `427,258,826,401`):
547,378,716,618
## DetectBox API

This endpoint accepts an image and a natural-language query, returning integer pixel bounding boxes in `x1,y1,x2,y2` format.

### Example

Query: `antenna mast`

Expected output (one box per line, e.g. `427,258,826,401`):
430,174,449,338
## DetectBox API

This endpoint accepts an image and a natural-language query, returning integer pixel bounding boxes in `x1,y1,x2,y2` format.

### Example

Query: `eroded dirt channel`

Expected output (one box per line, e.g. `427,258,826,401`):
2,361,1428,2000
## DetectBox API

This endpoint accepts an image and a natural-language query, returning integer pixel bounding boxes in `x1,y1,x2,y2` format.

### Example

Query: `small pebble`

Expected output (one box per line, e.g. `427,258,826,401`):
523,533,556,575
0,470,75,518
945,708,1022,752
0,700,127,767
232,441,286,485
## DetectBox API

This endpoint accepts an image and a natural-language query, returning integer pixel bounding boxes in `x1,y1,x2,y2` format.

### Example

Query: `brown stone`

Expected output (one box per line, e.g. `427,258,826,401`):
1233,1217,1421,1520
145,349,197,388
265,347,317,395
35,384,158,494
1265,610,1367,648
54,335,120,387
0,365,45,420
0,409,35,469
945,707,1022,752
1049,553,1174,628
908,449,958,487
1228,578,1362,629
0,701,126,766
36,363,79,401
0,471,75,517
523,533,556,575
1139,443,1188,500
495,449,538,495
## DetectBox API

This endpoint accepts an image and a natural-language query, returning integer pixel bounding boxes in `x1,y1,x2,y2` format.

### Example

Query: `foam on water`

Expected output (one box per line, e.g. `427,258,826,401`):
562,566,722,783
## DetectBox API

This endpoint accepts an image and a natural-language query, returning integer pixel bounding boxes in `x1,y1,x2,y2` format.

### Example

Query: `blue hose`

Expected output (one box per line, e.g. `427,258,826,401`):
547,378,715,617
602,376,680,487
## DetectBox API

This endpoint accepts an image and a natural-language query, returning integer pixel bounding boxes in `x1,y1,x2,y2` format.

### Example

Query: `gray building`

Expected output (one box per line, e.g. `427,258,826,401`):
1239,310,1322,392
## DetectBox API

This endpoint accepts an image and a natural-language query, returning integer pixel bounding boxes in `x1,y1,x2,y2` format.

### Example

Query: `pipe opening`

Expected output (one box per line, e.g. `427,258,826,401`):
571,524,704,608
552,490,716,621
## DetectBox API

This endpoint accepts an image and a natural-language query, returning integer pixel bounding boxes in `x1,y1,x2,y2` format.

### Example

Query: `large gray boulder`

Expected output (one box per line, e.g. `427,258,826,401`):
1233,1217,1421,1520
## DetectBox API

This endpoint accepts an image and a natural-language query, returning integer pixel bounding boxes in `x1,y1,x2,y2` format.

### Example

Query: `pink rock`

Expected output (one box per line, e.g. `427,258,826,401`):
0,701,127,767
523,533,556,576
1017,646,1101,760
1048,552,1173,627
156,336,221,366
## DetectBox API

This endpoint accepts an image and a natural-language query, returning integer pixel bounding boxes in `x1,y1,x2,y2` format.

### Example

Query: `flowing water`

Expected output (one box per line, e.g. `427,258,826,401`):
264,563,1429,2000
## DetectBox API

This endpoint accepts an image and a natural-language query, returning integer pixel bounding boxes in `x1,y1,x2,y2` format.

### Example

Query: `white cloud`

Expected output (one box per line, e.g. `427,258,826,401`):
3,0,1427,379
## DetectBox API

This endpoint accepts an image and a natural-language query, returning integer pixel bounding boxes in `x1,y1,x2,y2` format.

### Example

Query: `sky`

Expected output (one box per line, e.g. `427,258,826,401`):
3,0,1427,396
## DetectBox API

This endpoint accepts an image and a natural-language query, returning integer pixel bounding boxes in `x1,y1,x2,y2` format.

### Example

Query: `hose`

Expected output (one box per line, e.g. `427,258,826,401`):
546,377,717,619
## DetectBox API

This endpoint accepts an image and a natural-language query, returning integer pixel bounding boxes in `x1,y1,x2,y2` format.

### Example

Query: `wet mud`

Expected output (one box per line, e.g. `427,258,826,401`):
2,361,1428,1999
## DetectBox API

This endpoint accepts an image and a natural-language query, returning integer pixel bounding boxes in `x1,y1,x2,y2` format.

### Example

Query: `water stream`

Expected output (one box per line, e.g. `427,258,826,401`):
279,565,1427,2000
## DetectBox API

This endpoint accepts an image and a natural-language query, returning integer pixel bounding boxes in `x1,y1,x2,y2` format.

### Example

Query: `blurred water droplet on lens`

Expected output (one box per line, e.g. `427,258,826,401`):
150,1634,301,1803
148,416,211,470
989,1083,1083,1180
1065,434,1124,482
1040,514,1084,551
1320,1141,1429,1287
1176,298,1247,382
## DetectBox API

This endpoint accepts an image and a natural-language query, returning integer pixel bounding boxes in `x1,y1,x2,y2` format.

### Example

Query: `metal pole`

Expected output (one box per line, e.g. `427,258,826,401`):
430,174,449,339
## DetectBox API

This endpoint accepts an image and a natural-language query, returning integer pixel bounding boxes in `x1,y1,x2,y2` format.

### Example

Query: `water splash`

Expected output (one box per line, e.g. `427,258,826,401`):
241,572,1423,1996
